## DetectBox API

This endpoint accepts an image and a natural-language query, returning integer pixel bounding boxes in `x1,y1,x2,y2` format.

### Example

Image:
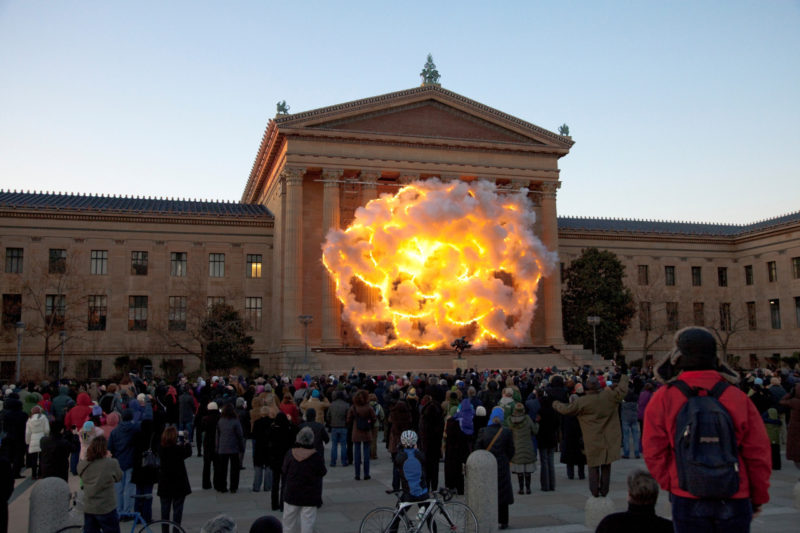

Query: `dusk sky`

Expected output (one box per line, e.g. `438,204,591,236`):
1,1,798,224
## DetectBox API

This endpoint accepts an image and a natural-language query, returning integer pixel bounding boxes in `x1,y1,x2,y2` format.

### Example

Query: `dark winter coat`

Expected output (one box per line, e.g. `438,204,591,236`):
559,410,586,466
780,383,800,462
388,401,412,454
475,423,515,507
216,417,245,455
508,412,537,465
298,420,329,456
157,442,192,498
131,419,158,486
268,413,296,471
178,392,195,426
595,503,673,533
202,410,220,458
252,415,274,467
107,420,141,471
444,417,470,494
281,446,327,507
419,401,444,462
52,386,72,422
38,431,75,481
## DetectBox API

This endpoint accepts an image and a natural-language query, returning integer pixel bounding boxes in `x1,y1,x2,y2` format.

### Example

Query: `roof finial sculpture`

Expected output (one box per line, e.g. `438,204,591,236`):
420,54,441,87
559,123,570,136
276,100,290,115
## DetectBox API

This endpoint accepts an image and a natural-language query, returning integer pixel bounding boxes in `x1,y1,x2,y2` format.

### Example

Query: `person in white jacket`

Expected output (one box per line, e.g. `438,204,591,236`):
25,405,50,479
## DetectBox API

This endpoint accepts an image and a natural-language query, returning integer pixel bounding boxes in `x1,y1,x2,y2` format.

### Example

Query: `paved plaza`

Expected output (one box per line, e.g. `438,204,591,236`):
9,437,800,532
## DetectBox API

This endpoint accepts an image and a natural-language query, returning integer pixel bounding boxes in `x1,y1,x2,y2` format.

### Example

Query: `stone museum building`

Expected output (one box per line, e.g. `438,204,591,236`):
2,84,798,378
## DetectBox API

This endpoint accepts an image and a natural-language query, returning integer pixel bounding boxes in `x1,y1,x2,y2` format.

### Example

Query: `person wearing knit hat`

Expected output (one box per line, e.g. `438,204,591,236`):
282,426,326,533
249,515,282,533
475,404,515,529
643,327,771,533
509,402,537,495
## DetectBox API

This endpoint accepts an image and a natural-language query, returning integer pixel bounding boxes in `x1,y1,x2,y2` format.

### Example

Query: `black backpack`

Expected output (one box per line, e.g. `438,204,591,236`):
671,380,740,499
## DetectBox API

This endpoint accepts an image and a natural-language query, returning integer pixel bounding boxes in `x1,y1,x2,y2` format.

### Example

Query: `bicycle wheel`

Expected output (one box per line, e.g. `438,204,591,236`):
430,501,478,533
136,519,187,533
359,507,411,533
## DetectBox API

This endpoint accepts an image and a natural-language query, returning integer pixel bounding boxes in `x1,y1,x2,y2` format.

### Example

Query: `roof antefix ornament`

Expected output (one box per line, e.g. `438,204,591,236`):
420,53,441,87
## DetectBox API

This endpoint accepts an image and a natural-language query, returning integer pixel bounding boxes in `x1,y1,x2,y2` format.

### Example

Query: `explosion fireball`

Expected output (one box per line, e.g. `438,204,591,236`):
322,179,557,350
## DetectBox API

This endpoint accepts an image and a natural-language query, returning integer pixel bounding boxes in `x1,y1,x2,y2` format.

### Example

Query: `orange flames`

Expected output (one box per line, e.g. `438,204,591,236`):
322,179,556,350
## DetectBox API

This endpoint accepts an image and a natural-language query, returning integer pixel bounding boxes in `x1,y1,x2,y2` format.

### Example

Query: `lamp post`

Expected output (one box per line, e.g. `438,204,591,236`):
587,315,601,360
59,330,66,381
15,321,24,383
298,315,313,365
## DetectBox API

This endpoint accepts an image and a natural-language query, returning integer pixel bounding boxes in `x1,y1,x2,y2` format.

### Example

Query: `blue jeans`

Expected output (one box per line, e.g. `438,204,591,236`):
115,467,136,515
671,495,753,533
178,420,194,443
83,510,121,533
253,465,272,492
134,483,153,523
539,447,555,491
354,441,370,478
621,417,641,458
331,428,347,466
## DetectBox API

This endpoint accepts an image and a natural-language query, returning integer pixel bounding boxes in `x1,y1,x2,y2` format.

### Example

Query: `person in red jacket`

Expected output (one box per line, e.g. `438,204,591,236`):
643,327,771,533
64,392,93,432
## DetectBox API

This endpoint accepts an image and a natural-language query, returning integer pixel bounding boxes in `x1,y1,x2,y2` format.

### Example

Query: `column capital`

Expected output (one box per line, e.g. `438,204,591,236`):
321,168,344,181
282,166,306,185
398,174,419,185
360,171,381,183
540,181,561,199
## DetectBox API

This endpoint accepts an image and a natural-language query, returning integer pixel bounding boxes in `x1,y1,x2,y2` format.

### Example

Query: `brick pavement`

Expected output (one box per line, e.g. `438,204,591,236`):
9,437,800,532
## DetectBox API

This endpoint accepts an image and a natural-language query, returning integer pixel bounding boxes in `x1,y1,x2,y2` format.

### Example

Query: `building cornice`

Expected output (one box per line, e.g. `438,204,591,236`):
0,209,274,228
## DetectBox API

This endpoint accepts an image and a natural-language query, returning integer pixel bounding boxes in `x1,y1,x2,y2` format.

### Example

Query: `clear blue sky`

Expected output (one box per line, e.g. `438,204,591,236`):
1,1,798,224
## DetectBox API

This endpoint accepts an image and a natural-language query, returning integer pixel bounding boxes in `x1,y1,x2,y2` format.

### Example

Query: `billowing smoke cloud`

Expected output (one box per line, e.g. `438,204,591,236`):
322,179,557,350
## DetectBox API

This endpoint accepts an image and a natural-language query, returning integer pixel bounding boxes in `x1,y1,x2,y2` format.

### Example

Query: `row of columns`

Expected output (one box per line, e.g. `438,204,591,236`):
279,167,564,350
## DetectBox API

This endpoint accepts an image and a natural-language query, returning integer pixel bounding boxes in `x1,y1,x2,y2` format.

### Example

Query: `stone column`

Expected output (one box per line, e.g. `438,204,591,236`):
540,181,564,346
360,172,380,311
321,169,343,348
282,166,305,347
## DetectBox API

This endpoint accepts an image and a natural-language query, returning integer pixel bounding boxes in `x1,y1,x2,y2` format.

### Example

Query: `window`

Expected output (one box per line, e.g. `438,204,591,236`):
691,266,702,286
769,299,781,329
47,360,60,379
0,362,15,381
767,261,777,282
46,294,66,329
87,360,102,380
128,296,148,330
90,250,108,275
131,251,148,275
49,249,66,274
4,248,23,273
638,301,651,331
664,265,675,286
170,252,187,277
795,297,800,328
207,296,225,312
792,257,800,279
87,295,107,331
246,254,262,279
2,294,22,328
209,253,225,277
719,302,731,331
717,267,728,287
245,297,262,331
637,265,649,285
693,302,705,326
169,296,187,331
744,265,753,286
667,302,679,331
747,301,757,330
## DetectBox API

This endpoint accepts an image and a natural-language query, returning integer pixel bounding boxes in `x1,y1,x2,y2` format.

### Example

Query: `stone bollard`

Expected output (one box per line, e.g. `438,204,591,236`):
466,449,498,533
584,495,615,530
794,480,800,509
28,477,83,533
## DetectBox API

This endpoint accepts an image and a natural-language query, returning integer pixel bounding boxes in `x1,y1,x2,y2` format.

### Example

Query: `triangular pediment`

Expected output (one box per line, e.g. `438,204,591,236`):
274,86,573,149
309,100,542,144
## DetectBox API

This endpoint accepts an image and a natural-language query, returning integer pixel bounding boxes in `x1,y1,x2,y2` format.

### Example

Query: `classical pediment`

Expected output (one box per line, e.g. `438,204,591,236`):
274,85,572,149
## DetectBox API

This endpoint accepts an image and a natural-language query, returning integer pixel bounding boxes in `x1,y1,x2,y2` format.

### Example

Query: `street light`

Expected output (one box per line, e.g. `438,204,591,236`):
587,315,601,360
15,321,24,383
59,330,66,381
298,315,313,365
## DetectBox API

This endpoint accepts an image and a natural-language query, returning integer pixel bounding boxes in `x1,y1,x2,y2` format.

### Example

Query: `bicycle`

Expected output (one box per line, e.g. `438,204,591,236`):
55,510,186,533
359,487,478,533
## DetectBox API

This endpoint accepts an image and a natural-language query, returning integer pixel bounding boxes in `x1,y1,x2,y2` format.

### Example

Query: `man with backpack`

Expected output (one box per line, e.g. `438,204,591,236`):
643,327,771,532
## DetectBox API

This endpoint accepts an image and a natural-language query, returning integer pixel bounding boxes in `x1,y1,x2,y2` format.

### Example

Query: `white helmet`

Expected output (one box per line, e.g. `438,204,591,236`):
400,430,418,448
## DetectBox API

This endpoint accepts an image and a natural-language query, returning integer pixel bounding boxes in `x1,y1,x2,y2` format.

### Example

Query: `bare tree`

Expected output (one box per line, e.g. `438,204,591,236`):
708,305,747,366
630,268,670,362
22,252,88,376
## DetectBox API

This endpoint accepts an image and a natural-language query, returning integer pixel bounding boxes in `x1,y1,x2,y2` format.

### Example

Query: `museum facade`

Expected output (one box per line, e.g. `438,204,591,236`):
1,85,798,379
